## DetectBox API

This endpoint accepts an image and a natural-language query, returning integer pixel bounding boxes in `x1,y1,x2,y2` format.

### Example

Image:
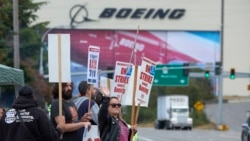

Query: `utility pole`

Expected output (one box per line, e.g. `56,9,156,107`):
218,0,224,126
13,0,20,68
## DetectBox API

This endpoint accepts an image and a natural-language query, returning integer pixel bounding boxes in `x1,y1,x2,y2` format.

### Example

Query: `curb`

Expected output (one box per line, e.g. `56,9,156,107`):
205,98,250,104
204,99,228,105
227,99,250,103
216,124,229,131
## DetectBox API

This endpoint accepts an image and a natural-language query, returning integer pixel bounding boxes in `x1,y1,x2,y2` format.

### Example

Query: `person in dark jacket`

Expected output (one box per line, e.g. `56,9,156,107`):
98,95,137,141
0,85,65,141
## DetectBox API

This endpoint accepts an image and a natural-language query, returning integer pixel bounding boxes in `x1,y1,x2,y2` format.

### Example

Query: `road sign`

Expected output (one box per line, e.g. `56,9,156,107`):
194,101,204,111
153,64,189,86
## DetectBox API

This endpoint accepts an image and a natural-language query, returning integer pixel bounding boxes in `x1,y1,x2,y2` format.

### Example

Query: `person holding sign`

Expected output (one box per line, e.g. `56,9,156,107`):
98,88,137,141
51,82,91,141
73,81,100,141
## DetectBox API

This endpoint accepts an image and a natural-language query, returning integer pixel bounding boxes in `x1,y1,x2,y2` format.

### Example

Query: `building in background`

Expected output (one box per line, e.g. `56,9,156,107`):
34,0,250,97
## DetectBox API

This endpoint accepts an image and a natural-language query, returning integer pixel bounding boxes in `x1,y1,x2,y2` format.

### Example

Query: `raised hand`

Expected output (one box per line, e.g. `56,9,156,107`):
99,86,110,97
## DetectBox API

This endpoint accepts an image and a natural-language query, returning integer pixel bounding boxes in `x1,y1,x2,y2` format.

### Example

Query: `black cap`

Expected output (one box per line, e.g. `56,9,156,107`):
19,86,34,98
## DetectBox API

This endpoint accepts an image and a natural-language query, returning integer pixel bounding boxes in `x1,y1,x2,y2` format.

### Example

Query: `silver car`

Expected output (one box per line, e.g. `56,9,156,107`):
242,111,250,141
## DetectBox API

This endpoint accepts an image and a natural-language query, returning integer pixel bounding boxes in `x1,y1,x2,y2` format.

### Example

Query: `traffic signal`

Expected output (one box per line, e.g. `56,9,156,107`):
183,63,189,77
230,68,235,79
215,62,221,75
204,70,210,78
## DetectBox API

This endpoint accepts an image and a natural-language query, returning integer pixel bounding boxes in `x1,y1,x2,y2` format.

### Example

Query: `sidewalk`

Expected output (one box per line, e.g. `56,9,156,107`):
225,96,250,103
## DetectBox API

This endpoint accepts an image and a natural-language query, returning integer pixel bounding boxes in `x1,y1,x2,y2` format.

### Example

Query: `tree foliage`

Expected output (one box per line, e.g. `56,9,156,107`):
0,0,52,105
0,0,49,65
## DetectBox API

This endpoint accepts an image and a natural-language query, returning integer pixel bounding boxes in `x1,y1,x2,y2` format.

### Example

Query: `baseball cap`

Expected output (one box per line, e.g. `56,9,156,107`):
19,86,34,98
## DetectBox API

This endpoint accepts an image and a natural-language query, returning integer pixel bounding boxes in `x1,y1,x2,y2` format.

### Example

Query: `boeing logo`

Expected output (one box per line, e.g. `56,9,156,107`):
99,8,186,19
69,4,96,28
69,5,186,27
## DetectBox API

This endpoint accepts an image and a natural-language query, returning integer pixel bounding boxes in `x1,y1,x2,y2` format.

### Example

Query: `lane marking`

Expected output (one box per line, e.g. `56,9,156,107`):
220,133,241,139
138,137,155,141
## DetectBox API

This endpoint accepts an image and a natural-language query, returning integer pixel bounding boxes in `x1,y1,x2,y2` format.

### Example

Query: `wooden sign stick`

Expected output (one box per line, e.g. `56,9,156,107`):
135,103,140,125
58,34,62,117
107,78,111,93
129,26,140,141
88,93,91,113
57,34,63,139
130,66,138,141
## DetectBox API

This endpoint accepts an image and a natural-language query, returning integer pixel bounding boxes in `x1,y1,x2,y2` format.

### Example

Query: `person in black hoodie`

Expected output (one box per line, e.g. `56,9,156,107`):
0,85,65,141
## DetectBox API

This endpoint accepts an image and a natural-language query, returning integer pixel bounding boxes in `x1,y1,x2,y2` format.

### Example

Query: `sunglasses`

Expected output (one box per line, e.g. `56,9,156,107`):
109,103,122,108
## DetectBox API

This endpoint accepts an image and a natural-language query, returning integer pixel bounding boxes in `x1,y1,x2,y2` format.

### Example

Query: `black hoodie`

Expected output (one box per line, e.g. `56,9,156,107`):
0,96,60,141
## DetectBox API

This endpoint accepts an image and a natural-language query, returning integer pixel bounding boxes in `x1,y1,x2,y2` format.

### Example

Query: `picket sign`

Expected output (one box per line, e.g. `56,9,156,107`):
82,125,100,141
135,57,156,107
87,45,100,85
48,34,71,139
48,34,71,83
123,65,141,106
100,76,112,90
110,61,132,102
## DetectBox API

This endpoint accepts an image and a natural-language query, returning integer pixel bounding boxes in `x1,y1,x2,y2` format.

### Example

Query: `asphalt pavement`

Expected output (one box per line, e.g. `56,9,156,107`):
204,96,250,132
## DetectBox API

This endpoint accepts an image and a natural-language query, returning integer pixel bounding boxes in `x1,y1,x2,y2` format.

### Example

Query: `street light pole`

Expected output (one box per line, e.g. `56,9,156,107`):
13,0,20,69
39,47,44,75
39,26,68,75
218,0,224,125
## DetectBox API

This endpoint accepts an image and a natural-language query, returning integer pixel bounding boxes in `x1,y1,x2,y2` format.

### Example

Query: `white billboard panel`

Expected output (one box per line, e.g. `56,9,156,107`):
34,0,220,30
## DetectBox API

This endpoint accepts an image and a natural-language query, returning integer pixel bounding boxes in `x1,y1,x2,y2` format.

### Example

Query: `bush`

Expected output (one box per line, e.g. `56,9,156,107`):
190,110,210,126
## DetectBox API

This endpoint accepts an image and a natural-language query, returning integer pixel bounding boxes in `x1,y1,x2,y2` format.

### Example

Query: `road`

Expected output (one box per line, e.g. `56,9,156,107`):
137,128,239,141
204,101,249,131
137,101,250,141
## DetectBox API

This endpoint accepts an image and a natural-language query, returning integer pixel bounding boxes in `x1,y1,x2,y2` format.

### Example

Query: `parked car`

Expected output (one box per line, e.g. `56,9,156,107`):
241,123,250,141
241,111,250,141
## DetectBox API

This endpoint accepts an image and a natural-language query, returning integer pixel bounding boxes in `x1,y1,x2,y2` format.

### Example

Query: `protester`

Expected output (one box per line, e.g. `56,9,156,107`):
98,90,137,141
51,82,91,141
0,107,5,120
0,85,65,141
93,87,104,107
73,81,100,141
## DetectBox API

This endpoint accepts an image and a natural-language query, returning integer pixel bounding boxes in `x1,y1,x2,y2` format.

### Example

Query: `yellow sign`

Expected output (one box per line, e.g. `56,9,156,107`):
194,101,204,111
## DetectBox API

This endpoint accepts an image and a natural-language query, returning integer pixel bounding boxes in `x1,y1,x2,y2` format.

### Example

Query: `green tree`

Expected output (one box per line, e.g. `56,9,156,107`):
0,0,49,65
0,0,52,106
